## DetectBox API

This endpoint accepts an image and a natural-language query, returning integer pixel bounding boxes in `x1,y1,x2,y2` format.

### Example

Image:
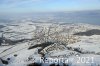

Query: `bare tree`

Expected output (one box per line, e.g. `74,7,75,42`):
33,24,53,43
33,23,78,45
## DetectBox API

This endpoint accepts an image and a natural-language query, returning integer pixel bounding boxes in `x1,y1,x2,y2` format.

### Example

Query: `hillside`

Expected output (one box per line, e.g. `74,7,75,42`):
0,22,100,66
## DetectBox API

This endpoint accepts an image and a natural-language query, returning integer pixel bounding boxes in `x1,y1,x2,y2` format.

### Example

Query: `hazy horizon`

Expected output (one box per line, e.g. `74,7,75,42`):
0,10,100,25
0,0,100,25
0,0,100,14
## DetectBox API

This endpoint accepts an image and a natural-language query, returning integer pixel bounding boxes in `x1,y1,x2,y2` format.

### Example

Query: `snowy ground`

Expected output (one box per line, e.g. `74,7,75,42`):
0,22,100,66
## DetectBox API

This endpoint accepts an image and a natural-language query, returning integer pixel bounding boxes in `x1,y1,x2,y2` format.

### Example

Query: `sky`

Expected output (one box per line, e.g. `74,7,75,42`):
0,0,100,14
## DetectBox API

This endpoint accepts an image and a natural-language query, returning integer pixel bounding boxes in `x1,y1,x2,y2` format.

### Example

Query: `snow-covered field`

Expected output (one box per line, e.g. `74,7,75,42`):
0,21,100,66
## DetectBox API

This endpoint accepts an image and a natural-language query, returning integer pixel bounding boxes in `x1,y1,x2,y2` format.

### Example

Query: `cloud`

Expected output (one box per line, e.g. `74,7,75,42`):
0,0,43,4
